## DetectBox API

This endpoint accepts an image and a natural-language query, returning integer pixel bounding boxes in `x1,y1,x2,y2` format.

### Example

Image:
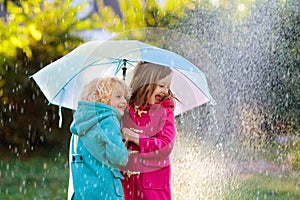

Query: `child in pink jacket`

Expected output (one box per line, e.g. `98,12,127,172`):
121,61,177,200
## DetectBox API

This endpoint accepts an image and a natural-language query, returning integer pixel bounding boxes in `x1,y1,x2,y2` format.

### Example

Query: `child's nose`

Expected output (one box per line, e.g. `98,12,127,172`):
122,97,127,103
162,87,168,94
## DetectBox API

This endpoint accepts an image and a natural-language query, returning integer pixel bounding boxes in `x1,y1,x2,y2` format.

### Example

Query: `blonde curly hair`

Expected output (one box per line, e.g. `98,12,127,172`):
80,77,129,105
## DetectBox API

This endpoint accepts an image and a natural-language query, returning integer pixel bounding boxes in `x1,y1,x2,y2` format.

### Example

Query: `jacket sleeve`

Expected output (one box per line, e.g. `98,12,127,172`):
79,115,128,167
100,116,129,166
139,107,176,159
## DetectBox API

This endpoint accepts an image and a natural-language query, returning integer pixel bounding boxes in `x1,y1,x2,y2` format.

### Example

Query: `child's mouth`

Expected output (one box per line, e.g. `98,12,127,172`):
118,105,125,110
155,95,162,101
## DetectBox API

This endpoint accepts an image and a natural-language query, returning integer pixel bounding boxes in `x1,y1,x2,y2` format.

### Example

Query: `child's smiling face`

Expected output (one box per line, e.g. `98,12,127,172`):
110,83,128,116
148,74,172,104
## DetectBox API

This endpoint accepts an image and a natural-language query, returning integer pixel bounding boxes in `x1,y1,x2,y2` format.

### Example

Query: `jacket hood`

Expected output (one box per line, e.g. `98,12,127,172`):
70,101,121,136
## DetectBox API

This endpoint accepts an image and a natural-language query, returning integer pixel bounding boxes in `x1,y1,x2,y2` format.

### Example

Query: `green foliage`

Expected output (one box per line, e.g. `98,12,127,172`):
91,0,194,32
0,148,69,199
0,0,196,152
224,174,300,200
0,0,100,153
269,0,300,136
289,140,300,170
1,149,299,199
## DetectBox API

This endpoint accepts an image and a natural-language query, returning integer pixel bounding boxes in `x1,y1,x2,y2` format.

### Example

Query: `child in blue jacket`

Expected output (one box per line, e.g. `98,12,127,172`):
68,77,129,200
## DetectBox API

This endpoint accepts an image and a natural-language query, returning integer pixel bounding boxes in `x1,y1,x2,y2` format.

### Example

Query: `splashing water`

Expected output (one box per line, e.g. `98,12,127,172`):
113,0,299,198
171,0,299,198
1,0,299,198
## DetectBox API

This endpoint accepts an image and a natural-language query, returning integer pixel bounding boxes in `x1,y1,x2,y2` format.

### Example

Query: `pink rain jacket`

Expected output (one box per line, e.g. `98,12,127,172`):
121,98,176,200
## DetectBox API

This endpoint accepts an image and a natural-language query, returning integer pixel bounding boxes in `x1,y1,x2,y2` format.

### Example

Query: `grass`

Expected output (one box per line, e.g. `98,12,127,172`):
171,133,300,199
0,147,69,200
0,144,299,199
224,174,300,200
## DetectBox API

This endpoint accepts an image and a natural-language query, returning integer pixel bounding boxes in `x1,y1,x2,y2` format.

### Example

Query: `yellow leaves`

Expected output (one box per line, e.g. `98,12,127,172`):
22,46,33,58
6,1,22,15
0,76,6,103
119,0,146,30
106,0,195,31
0,0,90,60
10,35,33,58
0,33,32,58
100,7,123,29
28,24,42,41
10,35,25,48
164,0,193,17
0,40,17,58
0,78,5,98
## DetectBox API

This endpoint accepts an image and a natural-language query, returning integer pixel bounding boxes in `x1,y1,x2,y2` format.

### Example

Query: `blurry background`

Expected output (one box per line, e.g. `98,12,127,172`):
0,0,299,199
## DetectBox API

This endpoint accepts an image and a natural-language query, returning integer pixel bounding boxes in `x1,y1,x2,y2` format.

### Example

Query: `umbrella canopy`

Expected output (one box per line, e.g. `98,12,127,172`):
31,40,214,122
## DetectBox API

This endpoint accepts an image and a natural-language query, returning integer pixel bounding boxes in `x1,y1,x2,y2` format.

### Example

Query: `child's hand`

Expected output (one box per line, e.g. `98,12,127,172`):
128,149,139,155
122,128,140,146
122,128,135,142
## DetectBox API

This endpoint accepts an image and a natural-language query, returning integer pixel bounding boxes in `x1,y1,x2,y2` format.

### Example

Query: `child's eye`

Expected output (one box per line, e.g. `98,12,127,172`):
159,84,170,89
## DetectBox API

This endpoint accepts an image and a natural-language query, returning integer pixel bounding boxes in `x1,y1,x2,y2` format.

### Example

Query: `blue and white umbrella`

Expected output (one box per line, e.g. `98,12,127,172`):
30,40,214,126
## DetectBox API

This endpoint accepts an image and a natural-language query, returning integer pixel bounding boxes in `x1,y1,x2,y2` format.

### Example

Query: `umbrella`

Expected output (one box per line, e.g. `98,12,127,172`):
30,40,214,126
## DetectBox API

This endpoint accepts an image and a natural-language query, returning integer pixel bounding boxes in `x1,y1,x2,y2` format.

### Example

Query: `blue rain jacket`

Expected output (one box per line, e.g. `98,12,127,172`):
68,101,128,200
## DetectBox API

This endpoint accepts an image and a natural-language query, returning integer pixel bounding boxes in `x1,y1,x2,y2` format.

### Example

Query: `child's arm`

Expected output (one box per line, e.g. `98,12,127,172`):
139,107,176,158
100,116,129,166
80,115,129,167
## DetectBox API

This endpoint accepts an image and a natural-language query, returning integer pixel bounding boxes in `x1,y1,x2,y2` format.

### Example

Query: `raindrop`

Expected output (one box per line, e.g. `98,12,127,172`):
20,107,24,114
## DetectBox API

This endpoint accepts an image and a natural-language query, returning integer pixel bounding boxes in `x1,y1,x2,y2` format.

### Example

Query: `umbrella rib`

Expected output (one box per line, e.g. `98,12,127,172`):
49,59,118,103
32,40,215,117
115,59,136,76
50,58,139,104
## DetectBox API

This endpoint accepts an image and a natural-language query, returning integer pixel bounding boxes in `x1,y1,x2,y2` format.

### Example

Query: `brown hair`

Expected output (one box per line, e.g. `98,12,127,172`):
80,77,129,105
129,61,177,107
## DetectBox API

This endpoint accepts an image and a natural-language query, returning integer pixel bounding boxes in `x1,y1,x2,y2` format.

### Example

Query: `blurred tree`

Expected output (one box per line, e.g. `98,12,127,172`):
172,0,299,142
246,0,299,138
90,0,194,31
0,0,101,156
273,0,300,135
0,0,195,156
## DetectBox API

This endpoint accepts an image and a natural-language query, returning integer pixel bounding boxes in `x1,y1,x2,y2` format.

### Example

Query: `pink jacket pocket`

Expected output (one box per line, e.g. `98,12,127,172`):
142,170,166,190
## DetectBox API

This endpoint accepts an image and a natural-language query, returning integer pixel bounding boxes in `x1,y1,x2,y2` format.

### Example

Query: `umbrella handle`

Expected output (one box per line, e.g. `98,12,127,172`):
122,59,127,81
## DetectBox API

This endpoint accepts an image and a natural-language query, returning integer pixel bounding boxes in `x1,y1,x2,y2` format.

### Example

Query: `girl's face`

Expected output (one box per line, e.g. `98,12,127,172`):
148,74,172,104
110,83,128,116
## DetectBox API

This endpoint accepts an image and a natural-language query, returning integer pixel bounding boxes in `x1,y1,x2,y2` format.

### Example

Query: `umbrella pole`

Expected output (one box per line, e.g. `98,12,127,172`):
122,59,127,81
